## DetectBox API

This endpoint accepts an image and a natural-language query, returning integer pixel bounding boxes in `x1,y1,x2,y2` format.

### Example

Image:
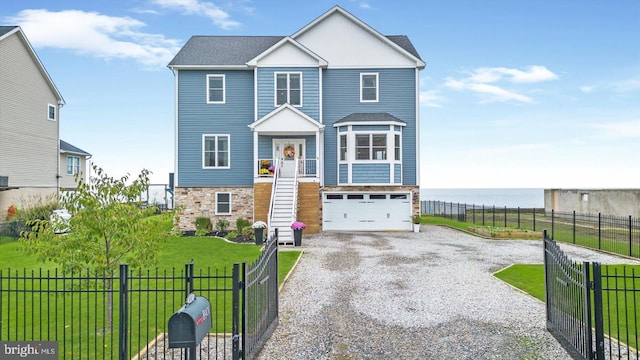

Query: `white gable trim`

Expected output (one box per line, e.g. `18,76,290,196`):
1,26,65,104
248,104,325,133
292,6,425,69
247,37,328,67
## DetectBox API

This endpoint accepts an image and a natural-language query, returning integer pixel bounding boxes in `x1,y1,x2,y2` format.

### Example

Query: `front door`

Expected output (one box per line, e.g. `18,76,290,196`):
273,139,305,178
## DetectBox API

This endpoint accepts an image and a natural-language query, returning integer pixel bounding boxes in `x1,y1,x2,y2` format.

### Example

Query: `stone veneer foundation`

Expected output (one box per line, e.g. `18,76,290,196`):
175,186,254,231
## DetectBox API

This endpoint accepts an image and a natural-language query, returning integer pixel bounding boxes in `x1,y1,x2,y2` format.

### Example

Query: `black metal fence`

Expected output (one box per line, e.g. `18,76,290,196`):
0,232,279,360
421,200,640,259
544,232,639,359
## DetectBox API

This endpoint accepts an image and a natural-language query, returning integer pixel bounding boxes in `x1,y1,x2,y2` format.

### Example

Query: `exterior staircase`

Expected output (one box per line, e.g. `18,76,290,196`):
269,177,296,245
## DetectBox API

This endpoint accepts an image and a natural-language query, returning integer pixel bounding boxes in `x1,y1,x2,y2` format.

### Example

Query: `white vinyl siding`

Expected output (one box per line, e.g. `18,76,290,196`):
274,72,302,106
215,192,231,215
360,73,378,102
202,134,230,169
206,74,225,103
66,155,80,175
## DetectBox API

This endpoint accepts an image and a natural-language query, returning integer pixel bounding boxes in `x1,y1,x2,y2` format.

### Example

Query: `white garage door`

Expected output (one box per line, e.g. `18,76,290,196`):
322,192,412,231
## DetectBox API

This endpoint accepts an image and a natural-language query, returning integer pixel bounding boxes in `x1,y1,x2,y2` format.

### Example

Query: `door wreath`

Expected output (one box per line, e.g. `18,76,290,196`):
283,145,295,158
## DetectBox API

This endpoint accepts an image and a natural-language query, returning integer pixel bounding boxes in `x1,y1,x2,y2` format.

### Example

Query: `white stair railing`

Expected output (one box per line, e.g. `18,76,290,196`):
291,157,299,221
267,158,279,235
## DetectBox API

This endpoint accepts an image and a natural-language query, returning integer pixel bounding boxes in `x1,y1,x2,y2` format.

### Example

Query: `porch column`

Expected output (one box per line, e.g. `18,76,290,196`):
253,130,258,179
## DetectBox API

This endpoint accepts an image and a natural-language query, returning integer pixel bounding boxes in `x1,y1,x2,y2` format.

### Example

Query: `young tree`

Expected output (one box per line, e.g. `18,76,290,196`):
23,165,171,328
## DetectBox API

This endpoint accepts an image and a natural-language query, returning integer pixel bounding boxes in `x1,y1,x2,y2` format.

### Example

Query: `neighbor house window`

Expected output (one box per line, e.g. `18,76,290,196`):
275,72,301,106
360,73,378,102
215,192,231,215
207,74,225,103
356,134,386,160
339,135,347,161
47,104,56,121
202,134,230,168
66,156,80,175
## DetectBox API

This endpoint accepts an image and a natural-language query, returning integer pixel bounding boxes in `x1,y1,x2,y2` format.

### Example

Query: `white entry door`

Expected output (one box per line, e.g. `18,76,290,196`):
273,139,305,178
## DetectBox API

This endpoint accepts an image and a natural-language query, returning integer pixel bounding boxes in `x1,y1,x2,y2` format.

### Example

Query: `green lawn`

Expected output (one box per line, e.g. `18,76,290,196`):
0,215,302,359
495,264,639,350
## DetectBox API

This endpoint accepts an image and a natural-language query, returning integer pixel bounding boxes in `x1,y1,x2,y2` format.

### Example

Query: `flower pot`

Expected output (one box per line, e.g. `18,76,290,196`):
254,228,264,245
293,229,302,246
413,224,420,233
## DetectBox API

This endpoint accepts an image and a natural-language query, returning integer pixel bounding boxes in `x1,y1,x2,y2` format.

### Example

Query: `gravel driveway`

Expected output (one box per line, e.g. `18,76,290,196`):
257,225,640,360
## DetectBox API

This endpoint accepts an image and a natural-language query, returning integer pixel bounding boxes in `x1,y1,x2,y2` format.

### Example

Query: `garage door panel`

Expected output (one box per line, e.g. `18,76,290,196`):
323,193,412,231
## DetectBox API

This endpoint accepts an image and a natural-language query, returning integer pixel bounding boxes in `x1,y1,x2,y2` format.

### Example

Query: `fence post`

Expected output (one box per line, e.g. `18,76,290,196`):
630,215,633,257
552,210,555,238
492,205,495,227
185,261,194,300
573,211,576,244
482,205,485,226
118,264,129,360
542,230,550,325
533,209,536,232
591,263,605,360
232,263,240,360
598,213,601,250
581,261,594,360
517,207,520,229
504,206,507,227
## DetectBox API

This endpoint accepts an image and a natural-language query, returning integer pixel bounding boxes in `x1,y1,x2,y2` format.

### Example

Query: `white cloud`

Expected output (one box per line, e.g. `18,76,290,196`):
469,66,558,84
444,78,533,103
420,90,446,108
7,9,181,69
580,85,595,93
590,120,640,139
444,65,557,104
150,0,240,29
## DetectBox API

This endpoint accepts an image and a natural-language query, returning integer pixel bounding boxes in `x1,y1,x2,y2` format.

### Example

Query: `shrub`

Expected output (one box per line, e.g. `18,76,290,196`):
240,226,254,240
236,217,250,232
195,217,212,234
215,219,229,233
224,231,238,239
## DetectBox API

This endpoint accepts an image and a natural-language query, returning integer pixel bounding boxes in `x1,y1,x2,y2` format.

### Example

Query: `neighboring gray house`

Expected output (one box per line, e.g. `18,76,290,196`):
169,6,425,241
0,26,65,216
59,140,91,190
545,189,640,217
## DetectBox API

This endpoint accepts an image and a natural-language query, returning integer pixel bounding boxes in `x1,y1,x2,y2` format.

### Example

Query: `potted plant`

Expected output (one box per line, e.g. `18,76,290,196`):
252,221,267,245
291,221,306,247
412,215,421,233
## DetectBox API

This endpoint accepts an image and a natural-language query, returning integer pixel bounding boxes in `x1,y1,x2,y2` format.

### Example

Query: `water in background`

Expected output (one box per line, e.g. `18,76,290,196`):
421,188,544,208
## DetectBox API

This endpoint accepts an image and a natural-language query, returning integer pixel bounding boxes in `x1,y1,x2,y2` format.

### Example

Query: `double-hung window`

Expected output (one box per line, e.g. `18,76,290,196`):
275,72,301,106
203,134,230,169
207,74,225,103
360,73,378,102
66,156,80,175
47,104,56,121
215,192,231,215
339,135,347,161
356,134,387,160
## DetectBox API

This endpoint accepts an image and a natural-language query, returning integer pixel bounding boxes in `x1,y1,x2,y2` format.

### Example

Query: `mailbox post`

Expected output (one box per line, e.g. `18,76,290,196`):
168,294,212,359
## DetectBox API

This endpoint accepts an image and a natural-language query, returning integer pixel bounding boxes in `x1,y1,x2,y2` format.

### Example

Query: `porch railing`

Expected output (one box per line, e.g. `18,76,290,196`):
256,158,318,178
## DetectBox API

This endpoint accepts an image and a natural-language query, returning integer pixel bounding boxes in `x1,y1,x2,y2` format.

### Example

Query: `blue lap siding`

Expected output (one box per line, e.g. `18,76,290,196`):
322,68,417,186
177,70,254,186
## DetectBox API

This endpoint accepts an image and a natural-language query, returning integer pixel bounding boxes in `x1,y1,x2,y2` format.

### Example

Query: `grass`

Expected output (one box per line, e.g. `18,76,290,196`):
0,214,302,358
495,264,640,350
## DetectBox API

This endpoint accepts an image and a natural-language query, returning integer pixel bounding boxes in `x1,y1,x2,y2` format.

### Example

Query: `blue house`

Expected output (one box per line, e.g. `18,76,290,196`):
168,6,425,242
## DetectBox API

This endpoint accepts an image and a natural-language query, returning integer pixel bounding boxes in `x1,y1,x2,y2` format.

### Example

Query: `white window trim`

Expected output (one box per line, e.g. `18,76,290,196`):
274,72,303,107
353,132,390,162
202,134,231,169
206,74,226,104
66,155,80,175
215,192,232,215
47,104,56,121
360,73,379,103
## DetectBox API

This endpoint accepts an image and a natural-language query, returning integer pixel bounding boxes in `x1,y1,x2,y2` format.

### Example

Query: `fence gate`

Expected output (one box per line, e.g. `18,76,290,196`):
544,231,605,360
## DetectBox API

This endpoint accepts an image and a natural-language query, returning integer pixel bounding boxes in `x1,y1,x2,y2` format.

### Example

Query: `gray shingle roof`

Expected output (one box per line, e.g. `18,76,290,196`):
334,113,406,124
60,140,91,156
168,36,284,66
168,34,421,67
0,26,18,38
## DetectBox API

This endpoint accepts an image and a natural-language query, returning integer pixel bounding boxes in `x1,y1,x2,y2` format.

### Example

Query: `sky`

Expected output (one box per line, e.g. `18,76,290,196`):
2,0,639,189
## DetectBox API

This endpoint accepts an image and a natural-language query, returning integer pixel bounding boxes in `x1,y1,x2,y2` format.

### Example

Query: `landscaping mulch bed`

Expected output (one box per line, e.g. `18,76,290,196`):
181,231,256,244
